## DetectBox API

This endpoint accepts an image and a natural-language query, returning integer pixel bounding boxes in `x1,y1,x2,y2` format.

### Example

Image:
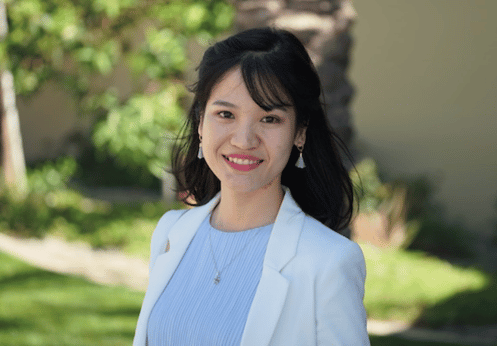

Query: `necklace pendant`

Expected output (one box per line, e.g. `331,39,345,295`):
214,272,220,285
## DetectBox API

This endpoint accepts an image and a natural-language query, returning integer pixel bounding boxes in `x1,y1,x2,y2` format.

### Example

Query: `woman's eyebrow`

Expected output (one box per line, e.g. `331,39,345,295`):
267,105,291,111
212,99,292,112
211,100,238,108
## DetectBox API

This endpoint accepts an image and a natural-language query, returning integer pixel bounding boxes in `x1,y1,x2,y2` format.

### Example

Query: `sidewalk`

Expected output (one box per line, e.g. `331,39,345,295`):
1,231,496,345
0,232,149,291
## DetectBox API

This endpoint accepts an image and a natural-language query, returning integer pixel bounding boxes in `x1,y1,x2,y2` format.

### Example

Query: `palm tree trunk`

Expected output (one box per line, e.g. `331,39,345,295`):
0,2,28,198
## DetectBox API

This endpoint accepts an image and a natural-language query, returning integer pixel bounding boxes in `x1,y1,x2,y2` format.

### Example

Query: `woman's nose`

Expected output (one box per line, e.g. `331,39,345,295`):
231,123,259,149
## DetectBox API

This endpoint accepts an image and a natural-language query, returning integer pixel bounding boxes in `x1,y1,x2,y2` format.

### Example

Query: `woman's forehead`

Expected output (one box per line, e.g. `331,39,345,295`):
208,66,293,110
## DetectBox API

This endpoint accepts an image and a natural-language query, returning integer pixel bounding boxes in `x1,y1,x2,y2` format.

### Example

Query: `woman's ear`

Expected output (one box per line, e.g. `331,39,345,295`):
294,126,307,147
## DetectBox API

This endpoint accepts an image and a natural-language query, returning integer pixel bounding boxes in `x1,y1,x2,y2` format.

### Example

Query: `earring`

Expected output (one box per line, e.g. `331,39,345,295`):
197,136,204,159
295,145,305,169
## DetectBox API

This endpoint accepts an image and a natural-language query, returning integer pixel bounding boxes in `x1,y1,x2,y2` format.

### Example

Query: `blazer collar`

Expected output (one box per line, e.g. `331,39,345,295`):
263,187,305,271
140,188,305,346
240,187,305,346
170,186,305,270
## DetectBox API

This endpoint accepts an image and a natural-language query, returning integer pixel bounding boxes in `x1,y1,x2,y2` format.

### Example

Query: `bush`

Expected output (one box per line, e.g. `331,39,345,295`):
0,157,181,256
0,157,78,237
76,144,162,189
351,158,475,259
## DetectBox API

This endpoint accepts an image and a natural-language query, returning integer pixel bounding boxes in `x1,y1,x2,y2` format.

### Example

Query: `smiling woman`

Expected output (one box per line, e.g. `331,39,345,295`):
199,67,305,218
133,27,370,346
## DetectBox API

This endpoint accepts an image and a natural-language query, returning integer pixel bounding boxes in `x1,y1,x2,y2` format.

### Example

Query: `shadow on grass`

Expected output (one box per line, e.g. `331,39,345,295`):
415,277,497,328
0,269,84,288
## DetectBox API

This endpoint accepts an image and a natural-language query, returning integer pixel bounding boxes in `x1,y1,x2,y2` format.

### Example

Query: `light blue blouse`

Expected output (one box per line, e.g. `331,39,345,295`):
147,215,273,346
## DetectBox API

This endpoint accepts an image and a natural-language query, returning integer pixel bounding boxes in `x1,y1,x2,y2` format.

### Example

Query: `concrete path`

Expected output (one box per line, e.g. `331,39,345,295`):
1,232,496,345
0,232,149,291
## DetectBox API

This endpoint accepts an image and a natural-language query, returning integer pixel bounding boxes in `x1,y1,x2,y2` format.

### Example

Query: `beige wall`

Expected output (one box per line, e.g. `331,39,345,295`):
17,63,134,162
18,82,85,162
350,0,497,234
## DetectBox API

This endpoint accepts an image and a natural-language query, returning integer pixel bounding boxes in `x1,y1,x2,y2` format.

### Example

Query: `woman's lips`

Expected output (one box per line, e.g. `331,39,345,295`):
223,154,263,172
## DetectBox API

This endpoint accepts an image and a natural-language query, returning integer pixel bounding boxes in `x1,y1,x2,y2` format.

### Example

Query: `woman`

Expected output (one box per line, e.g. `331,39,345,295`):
133,27,370,346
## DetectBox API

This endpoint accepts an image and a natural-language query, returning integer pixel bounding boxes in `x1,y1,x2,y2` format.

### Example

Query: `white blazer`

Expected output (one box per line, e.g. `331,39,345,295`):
133,189,370,346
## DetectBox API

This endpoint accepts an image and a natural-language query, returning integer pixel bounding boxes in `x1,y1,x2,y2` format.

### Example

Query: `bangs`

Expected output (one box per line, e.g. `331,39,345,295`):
240,55,293,112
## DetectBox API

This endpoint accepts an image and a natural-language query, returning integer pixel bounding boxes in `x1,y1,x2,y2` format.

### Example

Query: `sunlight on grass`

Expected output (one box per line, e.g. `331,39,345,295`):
362,243,488,322
0,251,144,345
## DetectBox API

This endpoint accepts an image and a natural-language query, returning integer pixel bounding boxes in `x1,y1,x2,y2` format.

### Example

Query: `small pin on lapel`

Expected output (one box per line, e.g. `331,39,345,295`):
165,239,170,253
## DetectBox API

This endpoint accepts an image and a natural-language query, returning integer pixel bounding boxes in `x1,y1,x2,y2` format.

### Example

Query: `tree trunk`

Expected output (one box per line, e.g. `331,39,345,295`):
233,0,358,159
0,2,28,198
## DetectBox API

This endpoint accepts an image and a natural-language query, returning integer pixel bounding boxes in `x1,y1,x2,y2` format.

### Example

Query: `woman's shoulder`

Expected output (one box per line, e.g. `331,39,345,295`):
297,214,365,267
156,208,189,228
150,209,188,246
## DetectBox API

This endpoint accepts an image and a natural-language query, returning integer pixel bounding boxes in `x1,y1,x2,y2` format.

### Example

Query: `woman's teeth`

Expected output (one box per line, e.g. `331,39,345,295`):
227,156,261,165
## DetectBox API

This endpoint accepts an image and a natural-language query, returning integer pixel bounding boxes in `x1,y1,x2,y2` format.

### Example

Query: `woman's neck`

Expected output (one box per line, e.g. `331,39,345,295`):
210,184,284,232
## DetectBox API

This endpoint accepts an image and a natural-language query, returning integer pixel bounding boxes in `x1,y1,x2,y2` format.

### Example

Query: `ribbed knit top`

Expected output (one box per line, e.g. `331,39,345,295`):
147,215,273,346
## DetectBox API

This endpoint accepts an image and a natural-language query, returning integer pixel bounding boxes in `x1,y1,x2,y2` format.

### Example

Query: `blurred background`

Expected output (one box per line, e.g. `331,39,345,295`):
0,0,496,345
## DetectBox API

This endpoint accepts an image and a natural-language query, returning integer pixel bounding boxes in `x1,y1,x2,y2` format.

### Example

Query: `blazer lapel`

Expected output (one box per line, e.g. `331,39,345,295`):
134,195,220,346
240,189,305,346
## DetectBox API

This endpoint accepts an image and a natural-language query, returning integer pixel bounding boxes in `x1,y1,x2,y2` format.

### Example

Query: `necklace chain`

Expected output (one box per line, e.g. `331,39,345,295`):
208,224,262,285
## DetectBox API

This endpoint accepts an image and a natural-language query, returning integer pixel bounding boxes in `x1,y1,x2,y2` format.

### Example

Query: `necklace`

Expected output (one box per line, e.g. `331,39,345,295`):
208,224,263,285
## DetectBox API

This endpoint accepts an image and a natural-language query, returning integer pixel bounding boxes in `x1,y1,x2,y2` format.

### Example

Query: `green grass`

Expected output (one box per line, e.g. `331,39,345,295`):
362,243,497,326
0,251,144,345
1,250,487,346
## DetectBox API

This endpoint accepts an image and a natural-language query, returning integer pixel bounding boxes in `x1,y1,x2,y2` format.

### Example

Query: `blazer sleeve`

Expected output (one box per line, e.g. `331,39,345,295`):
148,209,187,273
315,241,370,345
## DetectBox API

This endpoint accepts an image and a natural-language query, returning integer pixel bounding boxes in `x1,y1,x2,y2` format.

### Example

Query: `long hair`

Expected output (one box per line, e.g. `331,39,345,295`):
171,27,354,233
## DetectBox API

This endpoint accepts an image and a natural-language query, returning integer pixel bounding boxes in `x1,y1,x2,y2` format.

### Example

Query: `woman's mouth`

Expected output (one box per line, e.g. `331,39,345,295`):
223,155,263,172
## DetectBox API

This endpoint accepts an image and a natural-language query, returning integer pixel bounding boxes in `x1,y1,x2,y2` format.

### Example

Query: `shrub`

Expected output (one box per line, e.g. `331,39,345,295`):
351,158,475,259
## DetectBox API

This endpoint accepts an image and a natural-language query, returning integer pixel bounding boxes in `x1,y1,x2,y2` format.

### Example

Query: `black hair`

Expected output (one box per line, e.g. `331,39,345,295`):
171,27,354,233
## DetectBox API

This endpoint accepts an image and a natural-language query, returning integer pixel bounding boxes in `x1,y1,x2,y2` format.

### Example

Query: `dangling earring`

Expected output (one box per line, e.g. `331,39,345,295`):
198,136,204,159
295,145,305,169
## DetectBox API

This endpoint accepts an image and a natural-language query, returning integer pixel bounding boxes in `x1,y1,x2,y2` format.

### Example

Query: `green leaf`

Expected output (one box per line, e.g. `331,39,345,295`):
183,3,208,31
93,51,112,75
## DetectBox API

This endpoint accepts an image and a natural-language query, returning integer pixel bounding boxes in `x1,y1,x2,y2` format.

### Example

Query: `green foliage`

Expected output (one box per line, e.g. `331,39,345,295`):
27,157,77,193
91,83,184,178
2,0,234,178
0,158,178,253
0,157,77,237
350,158,421,248
351,158,474,258
77,144,161,188
350,158,391,213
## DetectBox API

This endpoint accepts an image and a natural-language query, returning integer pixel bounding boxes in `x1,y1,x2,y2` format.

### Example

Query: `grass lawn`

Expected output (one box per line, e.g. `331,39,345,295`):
362,243,497,326
0,251,144,346
0,250,487,346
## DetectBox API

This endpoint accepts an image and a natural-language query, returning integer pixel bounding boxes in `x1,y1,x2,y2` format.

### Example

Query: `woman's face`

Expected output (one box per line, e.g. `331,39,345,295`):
199,67,306,195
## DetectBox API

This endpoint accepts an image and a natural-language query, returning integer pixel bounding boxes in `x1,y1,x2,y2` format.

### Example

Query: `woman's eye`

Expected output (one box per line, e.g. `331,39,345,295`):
262,116,281,124
218,111,234,119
